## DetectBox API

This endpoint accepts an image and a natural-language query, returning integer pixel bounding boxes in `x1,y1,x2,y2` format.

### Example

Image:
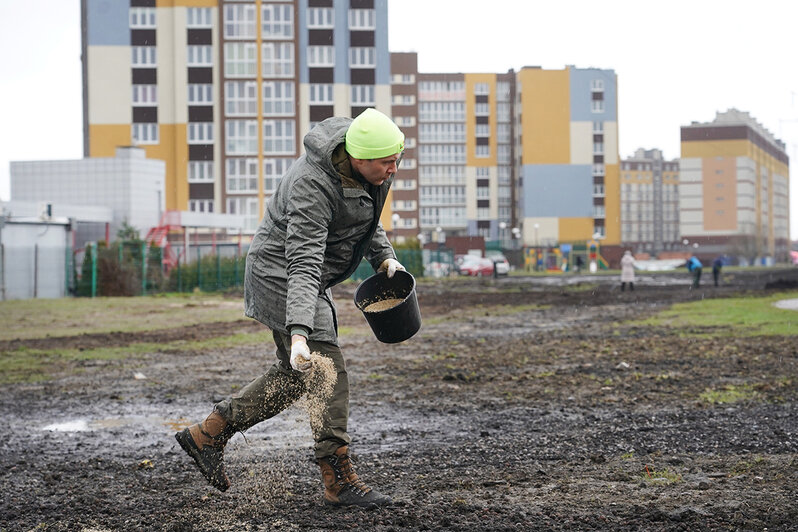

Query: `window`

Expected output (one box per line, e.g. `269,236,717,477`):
392,94,415,105
224,43,256,77
592,121,604,133
348,9,376,29
474,102,490,115
131,46,156,67
264,158,293,193
227,197,259,232
593,183,605,196
188,84,213,105
395,116,416,127
591,100,605,113
350,85,375,105
132,85,157,106
474,83,490,95
262,43,294,78
475,145,490,158
189,199,214,213
262,81,294,116
475,124,490,137
224,3,256,39
263,120,295,154
391,74,415,84
188,122,214,144
131,123,158,144
226,120,258,155
476,186,490,199
496,82,510,102
130,7,156,28
187,45,213,67
309,84,333,104
226,158,258,193
307,7,334,29
592,163,605,176
349,47,375,68
591,79,604,91
225,81,257,115
188,161,214,183
262,4,293,39
307,46,335,67
187,7,212,28
593,141,604,154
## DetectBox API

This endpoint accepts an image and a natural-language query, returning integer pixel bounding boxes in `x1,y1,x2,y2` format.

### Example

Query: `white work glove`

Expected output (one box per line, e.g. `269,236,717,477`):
290,337,312,373
378,258,405,278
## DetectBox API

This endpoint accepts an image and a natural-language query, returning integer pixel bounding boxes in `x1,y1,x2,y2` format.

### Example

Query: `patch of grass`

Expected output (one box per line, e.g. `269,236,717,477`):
699,384,758,404
564,283,600,293
0,330,274,385
642,467,682,484
0,294,248,341
730,455,767,477
634,291,798,337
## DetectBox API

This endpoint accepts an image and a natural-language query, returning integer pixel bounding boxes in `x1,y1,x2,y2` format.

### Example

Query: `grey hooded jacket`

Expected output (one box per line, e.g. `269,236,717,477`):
244,117,396,344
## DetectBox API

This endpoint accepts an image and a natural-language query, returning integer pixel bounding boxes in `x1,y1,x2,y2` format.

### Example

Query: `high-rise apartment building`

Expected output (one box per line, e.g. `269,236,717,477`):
82,0,393,233
680,109,790,261
620,148,680,254
414,70,515,242
516,66,620,254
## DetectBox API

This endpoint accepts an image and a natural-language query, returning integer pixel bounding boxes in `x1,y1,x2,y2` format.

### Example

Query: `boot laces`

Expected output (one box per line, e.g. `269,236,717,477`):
334,453,371,496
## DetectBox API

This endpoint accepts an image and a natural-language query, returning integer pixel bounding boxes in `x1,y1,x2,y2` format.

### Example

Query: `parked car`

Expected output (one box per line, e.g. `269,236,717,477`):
458,256,496,277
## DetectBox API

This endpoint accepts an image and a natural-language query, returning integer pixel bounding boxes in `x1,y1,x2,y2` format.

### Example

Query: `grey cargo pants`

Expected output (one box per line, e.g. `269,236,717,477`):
215,330,351,459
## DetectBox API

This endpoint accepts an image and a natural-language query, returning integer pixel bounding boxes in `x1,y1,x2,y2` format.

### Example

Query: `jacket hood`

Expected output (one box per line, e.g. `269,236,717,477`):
303,117,353,176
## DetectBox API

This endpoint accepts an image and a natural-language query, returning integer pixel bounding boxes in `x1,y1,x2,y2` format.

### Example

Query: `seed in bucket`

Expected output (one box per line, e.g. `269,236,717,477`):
364,298,404,312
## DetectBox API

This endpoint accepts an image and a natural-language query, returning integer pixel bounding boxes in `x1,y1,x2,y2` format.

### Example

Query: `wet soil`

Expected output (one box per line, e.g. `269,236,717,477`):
1,269,797,531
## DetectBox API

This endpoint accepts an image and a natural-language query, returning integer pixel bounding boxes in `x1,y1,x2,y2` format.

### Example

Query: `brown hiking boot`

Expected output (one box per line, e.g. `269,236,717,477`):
318,446,392,508
175,409,235,492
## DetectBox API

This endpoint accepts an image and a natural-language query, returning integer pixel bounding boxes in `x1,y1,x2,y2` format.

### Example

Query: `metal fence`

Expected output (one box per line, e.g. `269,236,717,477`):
71,242,437,297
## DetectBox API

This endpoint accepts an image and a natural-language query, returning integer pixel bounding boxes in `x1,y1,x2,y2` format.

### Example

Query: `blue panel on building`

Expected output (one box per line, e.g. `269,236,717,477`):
375,0,389,85
522,164,592,218
87,0,129,46
334,2,349,85
298,0,308,83
569,68,617,122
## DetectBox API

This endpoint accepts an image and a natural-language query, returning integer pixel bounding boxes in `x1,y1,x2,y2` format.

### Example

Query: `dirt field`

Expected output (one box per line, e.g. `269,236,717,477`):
2,269,797,531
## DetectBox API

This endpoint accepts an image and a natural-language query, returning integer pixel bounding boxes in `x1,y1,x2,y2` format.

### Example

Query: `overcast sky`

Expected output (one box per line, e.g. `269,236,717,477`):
2,0,797,236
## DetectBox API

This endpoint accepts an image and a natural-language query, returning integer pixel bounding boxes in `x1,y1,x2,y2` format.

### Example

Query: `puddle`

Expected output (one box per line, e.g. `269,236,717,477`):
41,416,193,433
773,298,798,311
42,420,90,432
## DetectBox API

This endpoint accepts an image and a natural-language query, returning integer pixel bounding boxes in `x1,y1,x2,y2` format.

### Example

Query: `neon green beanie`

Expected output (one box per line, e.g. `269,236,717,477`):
345,108,405,159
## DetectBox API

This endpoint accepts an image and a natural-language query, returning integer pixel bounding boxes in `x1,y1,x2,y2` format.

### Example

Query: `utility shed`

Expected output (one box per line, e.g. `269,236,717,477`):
0,215,72,300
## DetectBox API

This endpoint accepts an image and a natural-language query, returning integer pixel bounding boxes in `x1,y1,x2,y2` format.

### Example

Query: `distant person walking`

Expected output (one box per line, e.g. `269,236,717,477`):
686,255,703,288
712,256,723,286
620,250,635,291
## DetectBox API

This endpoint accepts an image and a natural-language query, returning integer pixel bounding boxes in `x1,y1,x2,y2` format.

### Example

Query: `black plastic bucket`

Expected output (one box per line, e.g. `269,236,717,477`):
353,270,421,343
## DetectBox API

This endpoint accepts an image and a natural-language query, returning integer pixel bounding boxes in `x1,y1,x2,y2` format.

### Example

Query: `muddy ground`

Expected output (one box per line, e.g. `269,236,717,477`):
2,269,798,531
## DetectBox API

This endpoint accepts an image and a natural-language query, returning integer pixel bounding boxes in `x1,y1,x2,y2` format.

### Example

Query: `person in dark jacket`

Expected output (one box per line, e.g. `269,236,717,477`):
712,256,724,286
686,255,703,288
176,109,405,508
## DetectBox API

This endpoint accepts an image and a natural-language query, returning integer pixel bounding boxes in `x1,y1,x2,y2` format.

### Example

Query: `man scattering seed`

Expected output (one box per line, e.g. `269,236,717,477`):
176,108,405,509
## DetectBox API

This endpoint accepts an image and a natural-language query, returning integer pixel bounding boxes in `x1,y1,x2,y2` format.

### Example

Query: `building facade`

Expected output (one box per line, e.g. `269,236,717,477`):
680,109,790,262
620,148,680,254
10,147,165,239
516,66,620,254
389,52,419,241
82,0,395,233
